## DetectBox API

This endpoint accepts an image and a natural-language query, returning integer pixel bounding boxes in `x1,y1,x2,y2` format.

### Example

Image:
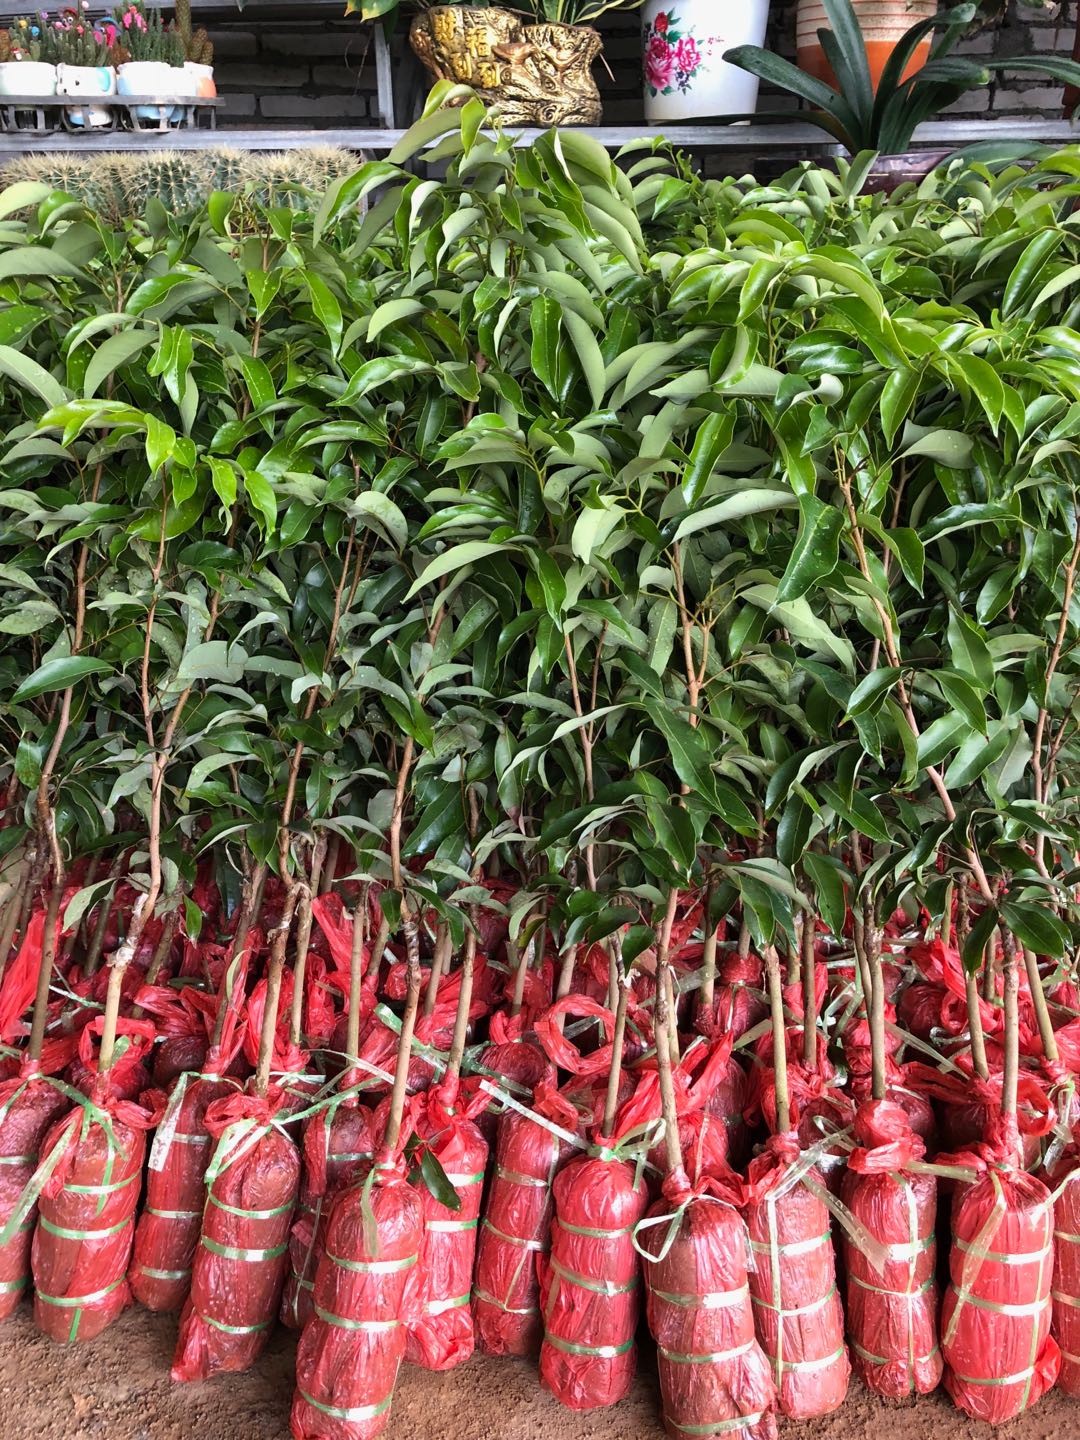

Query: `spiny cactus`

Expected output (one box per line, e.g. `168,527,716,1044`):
246,148,359,211
109,150,218,216
0,153,112,214
171,0,213,66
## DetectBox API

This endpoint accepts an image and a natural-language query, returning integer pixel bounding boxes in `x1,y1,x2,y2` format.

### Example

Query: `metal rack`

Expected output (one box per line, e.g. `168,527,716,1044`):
0,93,221,135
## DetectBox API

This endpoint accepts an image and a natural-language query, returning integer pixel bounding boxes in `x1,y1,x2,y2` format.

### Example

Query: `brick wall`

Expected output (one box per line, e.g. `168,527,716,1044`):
204,2,1078,130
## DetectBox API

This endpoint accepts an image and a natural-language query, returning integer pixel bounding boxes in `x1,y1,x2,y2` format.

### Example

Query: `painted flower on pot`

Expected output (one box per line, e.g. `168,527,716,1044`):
643,9,705,97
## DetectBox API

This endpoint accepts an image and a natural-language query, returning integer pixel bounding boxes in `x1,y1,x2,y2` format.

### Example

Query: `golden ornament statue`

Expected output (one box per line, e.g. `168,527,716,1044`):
410,5,603,127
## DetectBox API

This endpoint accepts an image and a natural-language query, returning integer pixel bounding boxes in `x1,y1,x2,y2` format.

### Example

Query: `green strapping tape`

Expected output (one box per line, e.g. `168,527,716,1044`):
201,1236,288,1264
849,1274,933,1301
473,1286,536,1317
298,1388,392,1422
425,1293,470,1315
200,1312,272,1335
955,1237,1052,1266
660,1340,754,1366
314,1303,399,1333
146,1206,201,1221
0,1276,27,1294
443,1172,484,1187
551,1258,637,1297
670,1410,767,1436
64,1172,139,1197
948,1284,1047,1318
327,1250,417,1275
556,1218,635,1239
544,1332,633,1360
208,1195,294,1221
950,1364,1038,1387
496,1165,549,1189
1056,1231,1080,1245
39,1215,130,1242
776,1346,847,1373
752,1283,835,1318
651,1284,748,1310
852,1341,940,1367
138,1266,190,1283
1053,1289,1080,1311
0,1154,34,1167
749,1230,829,1258
482,1220,544,1252
37,1275,125,1308
427,1218,479,1234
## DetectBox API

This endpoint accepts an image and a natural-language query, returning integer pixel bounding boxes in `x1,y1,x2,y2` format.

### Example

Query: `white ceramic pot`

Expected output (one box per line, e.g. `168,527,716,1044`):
117,59,187,122
56,63,116,128
0,60,57,98
184,61,215,98
642,0,769,123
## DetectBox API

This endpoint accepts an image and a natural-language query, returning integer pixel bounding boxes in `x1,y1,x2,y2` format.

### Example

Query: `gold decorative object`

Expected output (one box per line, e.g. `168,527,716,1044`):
410,5,603,127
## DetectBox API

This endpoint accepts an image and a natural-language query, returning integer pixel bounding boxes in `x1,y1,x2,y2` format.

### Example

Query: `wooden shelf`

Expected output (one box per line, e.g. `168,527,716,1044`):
0,116,1074,156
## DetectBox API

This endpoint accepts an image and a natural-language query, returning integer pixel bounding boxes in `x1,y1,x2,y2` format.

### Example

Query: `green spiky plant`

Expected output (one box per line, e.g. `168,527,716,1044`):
171,0,213,65
726,0,1080,153
40,19,111,67
111,2,184,65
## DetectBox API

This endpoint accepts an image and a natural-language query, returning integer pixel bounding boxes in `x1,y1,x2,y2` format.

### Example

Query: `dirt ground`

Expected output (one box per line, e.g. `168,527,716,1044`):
0,1306,1074,1440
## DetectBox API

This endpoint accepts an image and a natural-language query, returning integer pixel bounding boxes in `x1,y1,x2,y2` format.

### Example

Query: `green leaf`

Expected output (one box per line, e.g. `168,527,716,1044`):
803,852,847,937
13,655,112,702
961,903,998,975
818,781,889,843
418,1147,463,1211
0,344,67,409
776,494,844,602
1001,898,1070,959
682,411,735,506
674,488,798,541
947,609,994,693
307,274,343,356
847,667,901,717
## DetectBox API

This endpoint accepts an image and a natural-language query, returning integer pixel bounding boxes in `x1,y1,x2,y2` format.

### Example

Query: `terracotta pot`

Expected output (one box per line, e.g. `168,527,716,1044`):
410,6,602,126
797,0,937,90
184,61,215,99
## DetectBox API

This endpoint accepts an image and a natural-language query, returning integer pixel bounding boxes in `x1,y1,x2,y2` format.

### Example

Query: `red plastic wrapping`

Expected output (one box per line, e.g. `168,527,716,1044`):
840,1100,942,1398
940,1126,1058,1423
473,1077,579,1356
291,1158,424,1440
639,1170,777,1440
129,1072,240,1311
0,1068,69,1320
1053,1162,1080,1396
619,1038,734,1185
282,1100,374,1330
406,1078,489,1370
539,1149,649,1409
744,1133,850,1419
67,1016,157,1104
172,1089,300,1381
31,1087,161,1343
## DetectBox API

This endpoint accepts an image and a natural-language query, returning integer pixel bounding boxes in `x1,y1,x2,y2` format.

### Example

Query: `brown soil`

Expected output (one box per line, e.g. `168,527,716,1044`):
0,1306,1073,1440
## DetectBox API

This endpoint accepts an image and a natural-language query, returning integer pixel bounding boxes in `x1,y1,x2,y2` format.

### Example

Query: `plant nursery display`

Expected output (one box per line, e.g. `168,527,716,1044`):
8,90,1080,1440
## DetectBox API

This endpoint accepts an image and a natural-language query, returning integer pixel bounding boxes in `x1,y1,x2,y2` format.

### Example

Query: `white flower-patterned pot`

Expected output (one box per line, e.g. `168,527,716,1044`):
56,64,116,128
642,0,769,123
0,61,57,98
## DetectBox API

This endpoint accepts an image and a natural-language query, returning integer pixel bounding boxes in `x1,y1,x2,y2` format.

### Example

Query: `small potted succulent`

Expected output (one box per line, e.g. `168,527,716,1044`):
0,17,59,100
172,0,214,97
112,0,189,121
642,2,770,123
44,6,117,128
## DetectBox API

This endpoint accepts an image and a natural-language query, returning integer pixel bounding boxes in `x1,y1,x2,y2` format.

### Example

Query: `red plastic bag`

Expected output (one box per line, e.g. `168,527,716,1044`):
172,1088,300,1380
0,1066,69,1320
473,1076,580,1356
282,1099,374,1330
130,1071,240,1312
940,1122,1058,1423
840,1100,942,1398
539,1148,648,1409
744,1133,850,1419
32,1087,161,1343
638,1169,777,1440
406,1077,489,1370
1053,1162,1080,1397
291,1156,424,1439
